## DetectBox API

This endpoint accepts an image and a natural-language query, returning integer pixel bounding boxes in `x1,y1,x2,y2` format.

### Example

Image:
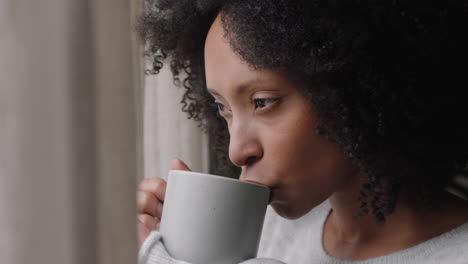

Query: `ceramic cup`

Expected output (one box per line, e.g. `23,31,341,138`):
160,170,271,264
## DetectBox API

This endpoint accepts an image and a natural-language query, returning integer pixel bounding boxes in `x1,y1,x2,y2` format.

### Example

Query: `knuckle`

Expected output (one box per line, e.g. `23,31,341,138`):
137,192,154,213
138,178,151,190
142,204,154,215
152,180,162,192
154,178,167,191
139,214,152,225
136,191,147,205
139,178,166,193
138,214,158,230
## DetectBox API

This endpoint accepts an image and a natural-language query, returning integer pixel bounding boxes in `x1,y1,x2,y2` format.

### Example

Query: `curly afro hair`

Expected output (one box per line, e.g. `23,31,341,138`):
138,0,468,221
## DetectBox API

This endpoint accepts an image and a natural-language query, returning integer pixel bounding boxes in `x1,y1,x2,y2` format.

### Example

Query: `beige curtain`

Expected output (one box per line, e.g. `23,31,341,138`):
0,0,142,263
143,65,210,181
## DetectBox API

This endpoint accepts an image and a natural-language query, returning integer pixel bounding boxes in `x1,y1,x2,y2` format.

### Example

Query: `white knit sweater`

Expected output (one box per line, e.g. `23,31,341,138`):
258,200,468,263
140,200,468,264
138,230,284,264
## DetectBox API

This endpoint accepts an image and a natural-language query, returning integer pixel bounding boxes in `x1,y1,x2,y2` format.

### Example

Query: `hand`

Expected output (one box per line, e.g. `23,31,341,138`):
137,158,191,247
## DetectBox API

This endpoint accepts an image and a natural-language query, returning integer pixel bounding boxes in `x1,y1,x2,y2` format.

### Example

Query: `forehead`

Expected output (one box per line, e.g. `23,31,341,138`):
204,15,261,93
203,14,299,98
204,15,251,72
204,14,225,56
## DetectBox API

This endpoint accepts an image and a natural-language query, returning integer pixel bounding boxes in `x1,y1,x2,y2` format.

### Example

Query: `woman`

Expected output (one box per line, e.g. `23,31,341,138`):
137,0,468,263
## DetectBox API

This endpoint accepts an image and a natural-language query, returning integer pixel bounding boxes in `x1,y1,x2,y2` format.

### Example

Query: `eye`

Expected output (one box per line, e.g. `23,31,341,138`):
253,98,278,109
214,102,226,112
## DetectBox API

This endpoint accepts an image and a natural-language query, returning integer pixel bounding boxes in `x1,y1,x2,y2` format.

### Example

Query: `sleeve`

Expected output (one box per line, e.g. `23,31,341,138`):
138,230,285,264
239,258,286,264
138,231,190,264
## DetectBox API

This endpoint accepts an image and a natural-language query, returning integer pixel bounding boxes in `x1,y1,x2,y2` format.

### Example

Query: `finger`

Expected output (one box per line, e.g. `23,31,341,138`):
138,213,159,231
137,217,152,247
170,158,191,171
139,177,167,202
137,191,164,218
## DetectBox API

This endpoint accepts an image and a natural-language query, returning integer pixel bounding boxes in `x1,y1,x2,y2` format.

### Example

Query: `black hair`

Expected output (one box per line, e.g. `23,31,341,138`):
139,0,468,221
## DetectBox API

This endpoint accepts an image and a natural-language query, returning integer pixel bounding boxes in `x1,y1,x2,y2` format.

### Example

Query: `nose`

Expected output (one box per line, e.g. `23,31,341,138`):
228,119,263,167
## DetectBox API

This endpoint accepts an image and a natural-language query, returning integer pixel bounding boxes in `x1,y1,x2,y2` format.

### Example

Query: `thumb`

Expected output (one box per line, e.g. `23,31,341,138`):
170,158,191,171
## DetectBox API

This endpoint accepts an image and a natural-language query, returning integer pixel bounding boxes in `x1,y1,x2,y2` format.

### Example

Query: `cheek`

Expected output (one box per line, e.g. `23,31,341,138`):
263,105,356,217
263,103,321,172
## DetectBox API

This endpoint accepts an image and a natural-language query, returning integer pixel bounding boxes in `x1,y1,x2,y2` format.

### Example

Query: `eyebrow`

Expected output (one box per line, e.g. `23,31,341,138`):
207,77,267,98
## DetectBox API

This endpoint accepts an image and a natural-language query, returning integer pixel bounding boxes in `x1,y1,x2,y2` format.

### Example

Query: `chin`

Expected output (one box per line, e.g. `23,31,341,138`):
270,201,311,220
270,198,326,220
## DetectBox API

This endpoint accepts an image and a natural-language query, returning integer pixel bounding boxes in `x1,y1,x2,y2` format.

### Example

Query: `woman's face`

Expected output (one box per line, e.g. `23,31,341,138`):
204,15,359,219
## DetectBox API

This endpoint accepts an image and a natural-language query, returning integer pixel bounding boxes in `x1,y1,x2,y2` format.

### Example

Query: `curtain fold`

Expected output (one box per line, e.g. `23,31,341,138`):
0,0,141,263
143,65,210,180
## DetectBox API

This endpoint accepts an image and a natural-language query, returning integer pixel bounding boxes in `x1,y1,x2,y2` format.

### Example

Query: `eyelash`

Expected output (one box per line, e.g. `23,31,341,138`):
213,98,279,115
214,102,226,112
253,98,278,110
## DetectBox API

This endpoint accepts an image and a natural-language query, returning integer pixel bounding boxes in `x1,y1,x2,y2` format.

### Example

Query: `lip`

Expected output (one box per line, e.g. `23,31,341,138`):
242,179,271,188
241,179,280,204
242,179,280,190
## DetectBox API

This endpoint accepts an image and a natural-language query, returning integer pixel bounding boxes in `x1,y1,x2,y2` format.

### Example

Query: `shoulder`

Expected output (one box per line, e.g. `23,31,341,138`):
423,220,468,263
389,206,468,264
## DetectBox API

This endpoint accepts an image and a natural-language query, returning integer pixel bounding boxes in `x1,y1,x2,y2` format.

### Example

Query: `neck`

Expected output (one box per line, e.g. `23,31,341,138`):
326,183,386,243
323,177,468,260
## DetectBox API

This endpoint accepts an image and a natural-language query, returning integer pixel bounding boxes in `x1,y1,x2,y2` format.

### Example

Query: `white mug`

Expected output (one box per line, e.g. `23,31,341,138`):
160,170,271,264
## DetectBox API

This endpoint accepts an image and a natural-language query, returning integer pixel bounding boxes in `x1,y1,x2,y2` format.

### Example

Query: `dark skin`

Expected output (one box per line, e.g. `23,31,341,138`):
138,13,468,261
324,178,468,260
